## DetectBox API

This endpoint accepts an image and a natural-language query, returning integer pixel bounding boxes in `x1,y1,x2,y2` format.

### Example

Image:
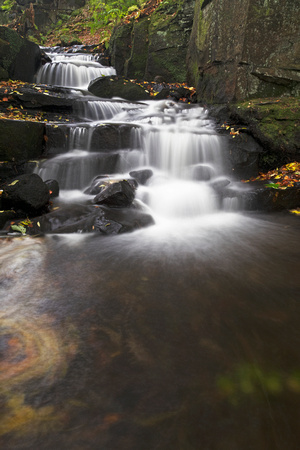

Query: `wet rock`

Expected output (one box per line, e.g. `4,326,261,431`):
0,119,45,162
192,164,215,181
88,76,150,101
210,177,231,191
129,169,153,185
94,206,155,235
11,85,75,110
90,123,141,152
93,180,135,208
84,175,110,195
1,173,50,213
222,181,300,212
0,210,16,229
45,179,59,198
85,176,137,196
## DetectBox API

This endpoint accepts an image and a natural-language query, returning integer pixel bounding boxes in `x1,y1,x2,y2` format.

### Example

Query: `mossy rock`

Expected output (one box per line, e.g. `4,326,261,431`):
229,97,300,169
0,26,42,82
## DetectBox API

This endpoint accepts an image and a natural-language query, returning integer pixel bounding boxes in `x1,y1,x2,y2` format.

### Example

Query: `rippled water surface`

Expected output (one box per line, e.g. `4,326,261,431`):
1,213,300,450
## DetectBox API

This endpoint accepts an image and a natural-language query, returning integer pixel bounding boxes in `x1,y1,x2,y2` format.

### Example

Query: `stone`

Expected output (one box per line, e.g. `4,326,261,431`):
45,179,59,198
0,119,45,162
191,164,214,181
108,0,195,83
129,169,153,185
94,206,155,235
187,0,300,102
1,173,50,213
88,76,150,101
93,180,135,208
222,181,300,212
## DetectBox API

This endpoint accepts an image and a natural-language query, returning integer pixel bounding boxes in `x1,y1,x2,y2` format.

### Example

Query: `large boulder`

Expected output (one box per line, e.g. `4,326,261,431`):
0,26,42,82
187,0,300,102
1,173,50,213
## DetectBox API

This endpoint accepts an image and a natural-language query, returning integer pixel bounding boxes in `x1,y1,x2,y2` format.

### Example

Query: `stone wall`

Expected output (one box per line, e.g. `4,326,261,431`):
187,0,300,102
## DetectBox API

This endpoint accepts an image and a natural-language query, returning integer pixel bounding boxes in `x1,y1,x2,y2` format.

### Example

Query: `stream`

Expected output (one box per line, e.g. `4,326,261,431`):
1,49,300,450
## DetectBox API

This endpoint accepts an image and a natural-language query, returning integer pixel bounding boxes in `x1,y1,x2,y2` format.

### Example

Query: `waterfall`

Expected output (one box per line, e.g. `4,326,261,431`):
35,51,234,221
36,52,116,88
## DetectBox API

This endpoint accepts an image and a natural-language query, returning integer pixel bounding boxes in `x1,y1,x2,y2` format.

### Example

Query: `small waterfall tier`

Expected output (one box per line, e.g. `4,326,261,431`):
36,52,116,89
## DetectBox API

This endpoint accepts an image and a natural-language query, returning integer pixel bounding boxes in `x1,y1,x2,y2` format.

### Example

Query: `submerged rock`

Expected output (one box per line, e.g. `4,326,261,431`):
129,169,153,185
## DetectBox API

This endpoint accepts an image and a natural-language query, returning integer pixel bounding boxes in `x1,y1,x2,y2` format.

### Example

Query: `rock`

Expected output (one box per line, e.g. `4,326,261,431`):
45,179,59,198
11,202,155,235
187,0,300,102
210,177,231,191
129,169,153,185
84,175,110,195
0,26,42,82
222,181,300,212
191,164,215,181
94,206,155,235
90,123,141,152
0,119,45,162
0,210,16,230
108,0,195,83
93,180,135,208
88,76,150,101
1,173,50,213
85,176,137,196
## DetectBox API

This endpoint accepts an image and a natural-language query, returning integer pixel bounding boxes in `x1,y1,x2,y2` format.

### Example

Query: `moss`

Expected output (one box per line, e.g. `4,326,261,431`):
232,97,300,168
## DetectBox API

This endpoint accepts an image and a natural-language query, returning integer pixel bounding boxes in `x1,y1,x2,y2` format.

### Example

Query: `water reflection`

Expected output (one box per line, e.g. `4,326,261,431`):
1,214,299,449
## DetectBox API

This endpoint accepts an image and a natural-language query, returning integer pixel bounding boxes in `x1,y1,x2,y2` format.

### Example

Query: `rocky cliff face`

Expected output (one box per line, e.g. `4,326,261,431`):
0,26,42,81
0,0,86,34
187,0,300,102
108,0,195,83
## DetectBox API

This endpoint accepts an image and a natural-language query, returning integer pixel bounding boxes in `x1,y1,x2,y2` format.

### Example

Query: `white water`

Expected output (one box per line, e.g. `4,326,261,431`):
35,52,238,228
36,52,116,88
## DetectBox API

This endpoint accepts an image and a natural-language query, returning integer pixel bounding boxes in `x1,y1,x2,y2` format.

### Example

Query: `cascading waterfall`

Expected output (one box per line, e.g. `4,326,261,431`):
36,51,116,89
36,51,229,221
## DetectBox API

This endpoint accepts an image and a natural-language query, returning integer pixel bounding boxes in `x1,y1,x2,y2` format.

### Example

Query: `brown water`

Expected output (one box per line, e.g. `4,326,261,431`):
1,212,299,450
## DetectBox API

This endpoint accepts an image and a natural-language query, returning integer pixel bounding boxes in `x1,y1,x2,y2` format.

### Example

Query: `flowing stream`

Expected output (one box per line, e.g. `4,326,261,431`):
1,50,300,450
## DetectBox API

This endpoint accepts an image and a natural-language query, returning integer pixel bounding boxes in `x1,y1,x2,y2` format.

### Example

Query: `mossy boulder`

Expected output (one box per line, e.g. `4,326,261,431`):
228,97,300,169
0,26,42,82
